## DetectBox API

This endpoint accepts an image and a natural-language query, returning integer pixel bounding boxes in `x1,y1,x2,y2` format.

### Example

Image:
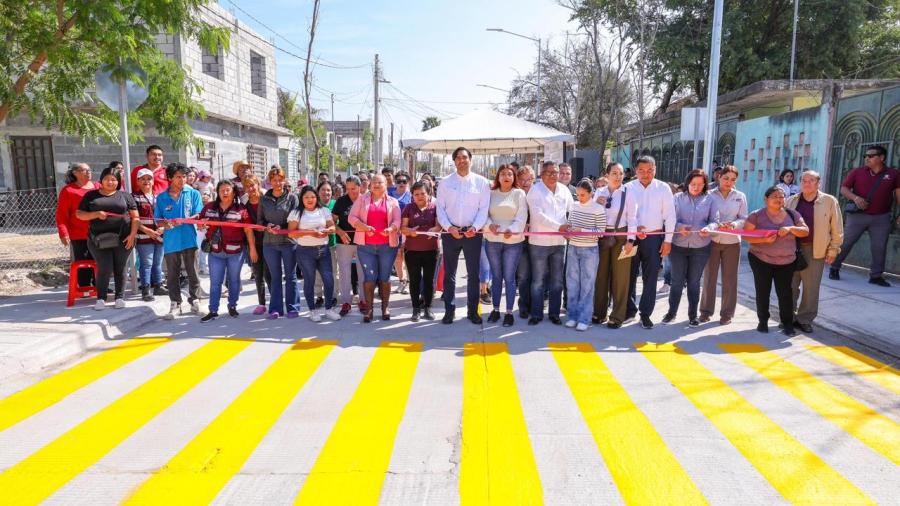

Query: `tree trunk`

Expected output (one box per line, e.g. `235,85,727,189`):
656,76,679,114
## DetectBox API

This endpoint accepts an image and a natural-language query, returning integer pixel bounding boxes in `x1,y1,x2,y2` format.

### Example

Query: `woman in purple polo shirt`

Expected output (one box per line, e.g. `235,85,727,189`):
400,181,442,321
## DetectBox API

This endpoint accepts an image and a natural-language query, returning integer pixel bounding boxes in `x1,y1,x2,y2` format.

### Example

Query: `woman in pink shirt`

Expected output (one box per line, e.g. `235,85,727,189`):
348,174,401,322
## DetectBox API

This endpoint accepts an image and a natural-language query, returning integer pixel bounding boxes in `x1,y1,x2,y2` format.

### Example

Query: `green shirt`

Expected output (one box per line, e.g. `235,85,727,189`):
325,199,336,247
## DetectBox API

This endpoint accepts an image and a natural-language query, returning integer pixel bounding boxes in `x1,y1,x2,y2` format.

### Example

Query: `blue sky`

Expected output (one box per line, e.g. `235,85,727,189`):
219,0,578,151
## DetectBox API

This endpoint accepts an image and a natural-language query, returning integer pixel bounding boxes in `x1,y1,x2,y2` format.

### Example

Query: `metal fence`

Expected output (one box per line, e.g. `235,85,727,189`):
0,187,69,272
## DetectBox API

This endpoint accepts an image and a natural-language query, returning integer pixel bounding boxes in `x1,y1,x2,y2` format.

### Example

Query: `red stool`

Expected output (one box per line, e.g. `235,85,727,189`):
67,260,98,307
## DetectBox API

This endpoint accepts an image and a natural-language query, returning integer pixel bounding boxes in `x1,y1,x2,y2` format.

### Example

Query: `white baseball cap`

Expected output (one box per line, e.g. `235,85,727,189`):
136,168,154,179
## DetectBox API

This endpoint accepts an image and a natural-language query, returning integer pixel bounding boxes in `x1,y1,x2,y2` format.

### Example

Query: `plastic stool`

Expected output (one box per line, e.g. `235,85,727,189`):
67,260,98,306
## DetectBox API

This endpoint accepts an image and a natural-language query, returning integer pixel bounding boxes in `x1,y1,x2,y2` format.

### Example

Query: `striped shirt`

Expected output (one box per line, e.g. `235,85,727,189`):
567,200,607,247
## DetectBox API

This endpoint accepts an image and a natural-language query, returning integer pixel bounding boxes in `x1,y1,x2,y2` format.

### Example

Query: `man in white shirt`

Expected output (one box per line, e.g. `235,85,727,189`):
625,155,676,328
435,147,492,324
526,161,574,325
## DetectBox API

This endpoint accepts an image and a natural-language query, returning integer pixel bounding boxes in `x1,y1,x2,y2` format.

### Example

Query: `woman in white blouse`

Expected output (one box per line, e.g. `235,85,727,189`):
483,164,528,327
288,185,340,322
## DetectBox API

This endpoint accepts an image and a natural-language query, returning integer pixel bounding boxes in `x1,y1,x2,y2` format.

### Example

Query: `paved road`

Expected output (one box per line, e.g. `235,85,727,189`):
1,277,899,505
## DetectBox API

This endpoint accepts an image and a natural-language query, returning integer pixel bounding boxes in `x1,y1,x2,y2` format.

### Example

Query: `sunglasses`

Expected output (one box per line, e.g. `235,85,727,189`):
396,180,408,184
863,154,881,158
605,198,613,209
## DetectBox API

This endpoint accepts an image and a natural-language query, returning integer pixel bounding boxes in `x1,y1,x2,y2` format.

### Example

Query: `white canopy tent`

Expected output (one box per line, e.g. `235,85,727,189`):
401,109,575,155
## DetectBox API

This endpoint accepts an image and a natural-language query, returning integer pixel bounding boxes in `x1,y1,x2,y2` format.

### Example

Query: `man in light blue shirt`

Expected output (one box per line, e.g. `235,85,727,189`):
435,146,491,324
155,163,204,318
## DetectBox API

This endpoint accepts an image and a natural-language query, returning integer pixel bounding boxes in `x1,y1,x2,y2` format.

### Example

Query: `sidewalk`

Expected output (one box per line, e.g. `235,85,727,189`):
734,257,900,355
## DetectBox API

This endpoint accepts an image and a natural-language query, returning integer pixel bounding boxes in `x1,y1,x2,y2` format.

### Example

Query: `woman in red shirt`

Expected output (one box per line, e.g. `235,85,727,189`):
348,174,401,322
56,163,99,286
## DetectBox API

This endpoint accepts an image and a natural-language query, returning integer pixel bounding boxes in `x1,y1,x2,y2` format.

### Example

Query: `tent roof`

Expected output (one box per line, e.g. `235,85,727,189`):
401,109,575,154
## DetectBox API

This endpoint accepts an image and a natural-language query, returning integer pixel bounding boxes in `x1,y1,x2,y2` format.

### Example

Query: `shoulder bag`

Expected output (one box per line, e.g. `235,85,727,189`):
844,169,887,214
785,208,808,271
600,188,626,250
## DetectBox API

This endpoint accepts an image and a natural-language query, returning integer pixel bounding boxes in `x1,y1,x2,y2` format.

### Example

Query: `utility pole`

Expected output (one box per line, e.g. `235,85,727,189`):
789,0,799,90
702,0,724,173
389,122,394,168
536,37,542,120
356,113,361,169
378,128,384,167
330,93,336,176
373,54,381,169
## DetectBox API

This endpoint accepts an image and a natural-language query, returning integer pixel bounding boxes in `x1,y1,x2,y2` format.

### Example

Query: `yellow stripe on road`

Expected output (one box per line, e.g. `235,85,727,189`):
124,340,336,505
722,344,900,467
0,337,170,432
460,342,542,505
0,338,251,505
295,342,422,505
805,345,900,396
639,343,873,505
550,343,706,506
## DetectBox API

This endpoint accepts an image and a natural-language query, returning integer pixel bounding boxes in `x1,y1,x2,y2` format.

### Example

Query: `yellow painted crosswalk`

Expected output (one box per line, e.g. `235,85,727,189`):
0,339,897,505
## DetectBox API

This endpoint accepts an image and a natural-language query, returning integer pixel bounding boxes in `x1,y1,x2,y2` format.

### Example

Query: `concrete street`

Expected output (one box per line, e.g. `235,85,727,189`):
0,264,898,505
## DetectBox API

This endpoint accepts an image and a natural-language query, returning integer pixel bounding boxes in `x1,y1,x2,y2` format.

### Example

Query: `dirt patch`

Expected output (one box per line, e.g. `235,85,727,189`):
0,266,68,297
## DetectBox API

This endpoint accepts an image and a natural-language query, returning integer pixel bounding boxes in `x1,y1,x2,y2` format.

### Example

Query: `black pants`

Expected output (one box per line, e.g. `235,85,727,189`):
250,236,270,306
86,241,130,301
627,235,664,318
748,251,794,329
70,239,94,286
165,248,200,304
406,249,438,309
441,234,482,315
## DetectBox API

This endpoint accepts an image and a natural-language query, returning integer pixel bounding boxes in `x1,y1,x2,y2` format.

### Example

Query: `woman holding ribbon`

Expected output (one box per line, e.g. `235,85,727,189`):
743,186,809,336
400,181,441,321
662,169,717,326
258,167,300,319
288,185,341,322
483,164,527,327
198,179,257,322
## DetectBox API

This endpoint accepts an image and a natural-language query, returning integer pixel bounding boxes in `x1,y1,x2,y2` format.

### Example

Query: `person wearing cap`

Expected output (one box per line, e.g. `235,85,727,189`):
133,168,167,301
194,168,214,196
129,145,168,194
231,160,254,197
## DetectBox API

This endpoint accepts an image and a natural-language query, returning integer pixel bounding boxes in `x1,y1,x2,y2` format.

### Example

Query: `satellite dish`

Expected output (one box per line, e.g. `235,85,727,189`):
95,64,149,112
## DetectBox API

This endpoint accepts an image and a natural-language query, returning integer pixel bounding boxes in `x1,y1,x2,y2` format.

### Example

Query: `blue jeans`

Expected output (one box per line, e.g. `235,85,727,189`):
208,251,243,313
530,244,565,319
663,255,672,285
479,241,491,284
136,242,164,287
566,245,600,325
517,242,531,314
485,241,523,312
628,235,664,318
297,244,334,310
667,244,711,319
263,243,299,315
358,244,398,283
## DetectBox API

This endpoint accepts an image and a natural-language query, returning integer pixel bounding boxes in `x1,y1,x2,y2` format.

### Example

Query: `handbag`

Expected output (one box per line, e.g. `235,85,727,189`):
785,209,808,271
600,188,626,249
91,232,121,250
843,170,887,214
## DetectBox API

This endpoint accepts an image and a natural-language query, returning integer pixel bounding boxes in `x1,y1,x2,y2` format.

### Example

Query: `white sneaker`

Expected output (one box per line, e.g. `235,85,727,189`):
114,299,126,309
309,309,322,322
324,308,341,321
164,301,179,320
190,300,201,314
399,280,409,294
94,300,106,311
576,322,590,331
565,319,577,328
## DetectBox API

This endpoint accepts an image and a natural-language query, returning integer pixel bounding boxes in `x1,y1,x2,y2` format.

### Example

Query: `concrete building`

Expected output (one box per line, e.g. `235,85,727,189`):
0,2,292,193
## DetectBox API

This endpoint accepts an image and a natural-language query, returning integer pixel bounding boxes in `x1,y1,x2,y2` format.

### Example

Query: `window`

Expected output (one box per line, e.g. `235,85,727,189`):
247,144,267,174
198,140,216,160
250,51,266,97
202,45,224,80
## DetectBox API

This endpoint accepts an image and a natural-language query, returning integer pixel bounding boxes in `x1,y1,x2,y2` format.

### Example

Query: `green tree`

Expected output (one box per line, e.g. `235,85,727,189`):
0,0,230,147
421,116,441,131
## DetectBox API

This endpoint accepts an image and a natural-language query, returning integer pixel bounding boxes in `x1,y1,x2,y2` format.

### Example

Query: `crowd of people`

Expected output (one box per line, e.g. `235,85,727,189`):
55,143,899,336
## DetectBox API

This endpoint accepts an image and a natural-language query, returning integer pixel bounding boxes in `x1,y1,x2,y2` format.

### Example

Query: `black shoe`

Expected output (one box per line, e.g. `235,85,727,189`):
549,315,562,325
640,316,654,329
502,313,514,327
591,316,601,324
487,310,501,323
519,308,530,319
152,284,169,296
315,296,324,308
829,268,840,280
201,312,218,322
141,286,154,302
528,317,542,326
411,308,421,322
442,311,455,324
607,321,622,329
661,313,676,324
480,292,492,305
778,322,785,329
869,277,891,287
228,306,239,317
423,307,435,320
689,317,700,327
757,322,769,333
468,313,483,325
797,322,813,333
783,326,798,337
